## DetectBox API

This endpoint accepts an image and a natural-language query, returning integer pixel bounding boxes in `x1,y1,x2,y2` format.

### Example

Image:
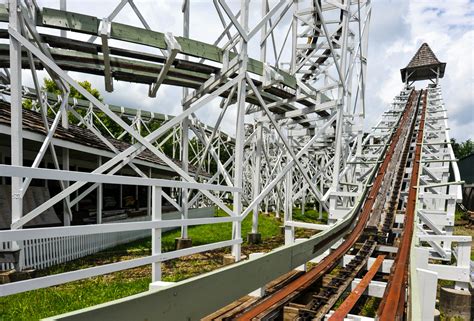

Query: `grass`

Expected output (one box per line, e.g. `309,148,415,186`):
0,208,289,321
291,207,328,224
359,297,381,317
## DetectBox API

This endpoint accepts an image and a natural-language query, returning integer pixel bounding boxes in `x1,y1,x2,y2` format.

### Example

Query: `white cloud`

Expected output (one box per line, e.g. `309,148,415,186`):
368,0,474,140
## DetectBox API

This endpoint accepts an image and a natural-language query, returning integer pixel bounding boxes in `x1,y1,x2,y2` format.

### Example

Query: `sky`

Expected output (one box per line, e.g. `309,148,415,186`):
26,0,474,141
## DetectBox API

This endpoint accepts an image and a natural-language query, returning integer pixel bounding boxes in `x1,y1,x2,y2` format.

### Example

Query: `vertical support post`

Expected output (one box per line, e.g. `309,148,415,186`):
232,0,249,261
60,0,71,226
284,136,294,245
151,186,162,282
74,166,79,211
62,147,70,226
9,0,24,271
249,122,262,244
147,168,152,216
97,156,103,224
331,0,350,193
359,3,370,118
180,0,190,242
415,268,438,321
119,183,123,208
301,187,305,216
455,240,471,290
248,0,268,242
60,0,67,37
260,0,268,66
290,0,298,73
284,167,294,245
251,123,262,232
319,171,323,220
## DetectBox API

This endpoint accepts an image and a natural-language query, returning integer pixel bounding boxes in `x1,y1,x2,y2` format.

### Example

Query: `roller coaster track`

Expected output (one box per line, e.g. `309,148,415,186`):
0,2,470,321
377,90,427,321
230,90,423,320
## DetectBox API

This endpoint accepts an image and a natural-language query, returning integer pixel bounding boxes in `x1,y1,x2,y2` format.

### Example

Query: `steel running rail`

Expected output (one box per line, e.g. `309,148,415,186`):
377,90,427,320
235,90,419,320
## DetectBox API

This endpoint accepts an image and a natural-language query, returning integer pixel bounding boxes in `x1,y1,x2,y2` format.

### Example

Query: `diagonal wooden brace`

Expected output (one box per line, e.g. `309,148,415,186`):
148,32,181,97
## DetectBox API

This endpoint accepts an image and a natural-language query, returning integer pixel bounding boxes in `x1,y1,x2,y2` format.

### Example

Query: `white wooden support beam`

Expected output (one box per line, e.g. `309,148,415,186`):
285,220,331,231
8,0,24,271
149,32,181,97
262,63,283,89
415,268,438,320
96,156,103,224
152,186,162,282
343,255,394,274
351,278,386,298
325,312,374,321
413,246,471,289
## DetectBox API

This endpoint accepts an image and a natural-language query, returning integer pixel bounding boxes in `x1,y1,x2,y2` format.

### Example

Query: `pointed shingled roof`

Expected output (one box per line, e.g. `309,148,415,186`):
400,43,446,83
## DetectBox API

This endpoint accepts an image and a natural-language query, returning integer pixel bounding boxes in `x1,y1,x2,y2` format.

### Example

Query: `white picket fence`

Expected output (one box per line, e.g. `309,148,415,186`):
1,216,150,271
1,207,214,271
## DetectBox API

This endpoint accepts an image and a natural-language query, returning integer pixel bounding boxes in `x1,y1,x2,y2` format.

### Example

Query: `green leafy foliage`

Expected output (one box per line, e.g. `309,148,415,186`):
22,78,232,173
451,138,474,159
360,297,381,317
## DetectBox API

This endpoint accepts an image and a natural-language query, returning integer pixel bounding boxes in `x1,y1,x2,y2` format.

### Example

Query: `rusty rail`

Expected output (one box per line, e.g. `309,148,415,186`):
235,91,418,321
377,90,427,320
328,254,385,321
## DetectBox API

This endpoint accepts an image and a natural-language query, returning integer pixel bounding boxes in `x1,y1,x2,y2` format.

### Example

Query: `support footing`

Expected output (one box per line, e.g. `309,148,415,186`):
0,269,35,284
223,254,247,265
174,238,192,250
247,233,262,244
439,287,472,321
149,281,175,291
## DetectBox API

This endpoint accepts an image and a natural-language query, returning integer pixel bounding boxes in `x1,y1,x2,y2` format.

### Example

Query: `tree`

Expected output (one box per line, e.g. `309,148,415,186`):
451,138,474,159
43,78,129,140
26,78,231,171
43,78,101,100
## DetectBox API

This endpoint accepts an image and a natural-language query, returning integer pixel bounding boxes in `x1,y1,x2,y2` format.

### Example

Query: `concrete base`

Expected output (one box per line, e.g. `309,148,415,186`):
149,281,175,291
0,270,15,284
439,287,471,321
0,269,35,284
433,309,440,321
223,254,247,266
247,232,262,244
174,238,192,250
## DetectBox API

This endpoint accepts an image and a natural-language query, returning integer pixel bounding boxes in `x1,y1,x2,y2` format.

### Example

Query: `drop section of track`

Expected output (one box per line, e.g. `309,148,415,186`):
234,90,422,321
377,90,427,320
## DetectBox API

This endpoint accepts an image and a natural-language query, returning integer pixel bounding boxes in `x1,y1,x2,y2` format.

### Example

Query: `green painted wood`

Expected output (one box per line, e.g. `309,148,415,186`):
48,47,210,83
34,7,297,89
111,22,166,49
176,36,223,63
0,4,8,23
41,7,99,34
